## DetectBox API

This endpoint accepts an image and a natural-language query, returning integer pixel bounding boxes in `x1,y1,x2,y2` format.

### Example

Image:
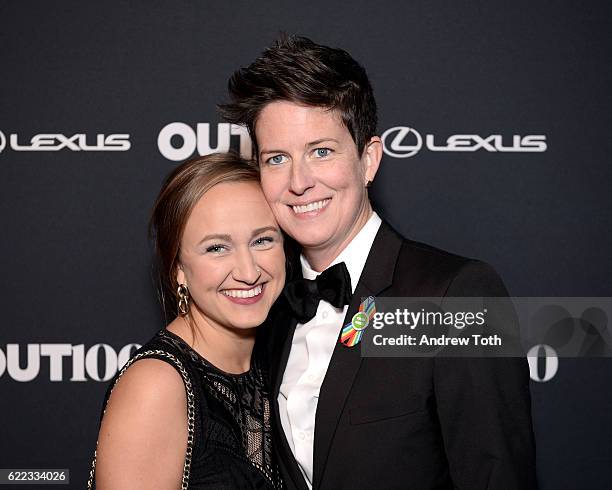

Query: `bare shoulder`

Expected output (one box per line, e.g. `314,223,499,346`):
109,357,187,405
95,358,188,490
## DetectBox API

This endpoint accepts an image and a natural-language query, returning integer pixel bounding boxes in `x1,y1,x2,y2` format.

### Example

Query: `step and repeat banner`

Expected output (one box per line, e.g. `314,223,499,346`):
1,1,611,488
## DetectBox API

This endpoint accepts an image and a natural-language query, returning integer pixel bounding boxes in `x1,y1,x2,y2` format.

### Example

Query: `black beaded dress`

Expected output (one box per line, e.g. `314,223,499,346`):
89,329,284,489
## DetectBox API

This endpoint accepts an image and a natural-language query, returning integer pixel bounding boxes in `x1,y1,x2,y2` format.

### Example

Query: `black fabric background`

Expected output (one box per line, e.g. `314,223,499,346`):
0,1,610,488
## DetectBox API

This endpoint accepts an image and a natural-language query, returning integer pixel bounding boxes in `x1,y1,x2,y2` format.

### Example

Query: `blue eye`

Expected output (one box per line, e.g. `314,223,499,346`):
266,154,287,165
314,148,332,158
206,244,227,253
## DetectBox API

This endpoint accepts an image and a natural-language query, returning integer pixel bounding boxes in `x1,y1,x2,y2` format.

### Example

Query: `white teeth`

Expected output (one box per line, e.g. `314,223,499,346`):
292,199,330,214
222,284,263,299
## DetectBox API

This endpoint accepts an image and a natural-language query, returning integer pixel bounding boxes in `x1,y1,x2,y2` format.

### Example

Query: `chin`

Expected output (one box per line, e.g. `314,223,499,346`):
284,218,338,247
291,230,333,249
230,313,267,329
228,320,260,330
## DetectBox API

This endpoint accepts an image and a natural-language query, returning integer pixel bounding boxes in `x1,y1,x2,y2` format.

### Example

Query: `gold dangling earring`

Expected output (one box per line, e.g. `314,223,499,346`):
177,283,190,316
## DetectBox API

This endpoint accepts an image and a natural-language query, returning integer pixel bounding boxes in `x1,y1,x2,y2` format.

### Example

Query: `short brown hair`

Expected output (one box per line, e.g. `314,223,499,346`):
149,152,259,319
219,35,378,156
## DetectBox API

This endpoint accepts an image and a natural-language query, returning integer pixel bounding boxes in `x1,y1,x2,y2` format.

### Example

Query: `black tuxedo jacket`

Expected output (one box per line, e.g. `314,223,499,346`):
266,220,537,490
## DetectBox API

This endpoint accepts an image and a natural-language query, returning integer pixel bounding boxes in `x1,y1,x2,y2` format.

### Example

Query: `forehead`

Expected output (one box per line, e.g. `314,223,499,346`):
255,101,351,148
183,181,275,236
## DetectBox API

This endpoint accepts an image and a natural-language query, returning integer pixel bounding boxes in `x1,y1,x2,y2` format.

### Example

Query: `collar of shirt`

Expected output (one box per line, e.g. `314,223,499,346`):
299,211,382,294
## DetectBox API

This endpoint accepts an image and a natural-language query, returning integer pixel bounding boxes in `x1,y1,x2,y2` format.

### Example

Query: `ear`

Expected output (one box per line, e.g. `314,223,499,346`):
176,263,186,286
361,136,383,184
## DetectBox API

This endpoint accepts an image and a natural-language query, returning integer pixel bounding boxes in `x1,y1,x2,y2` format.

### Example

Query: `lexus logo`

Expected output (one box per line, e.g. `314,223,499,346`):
381,127,423,158
0,131,131,152
382,125,547,158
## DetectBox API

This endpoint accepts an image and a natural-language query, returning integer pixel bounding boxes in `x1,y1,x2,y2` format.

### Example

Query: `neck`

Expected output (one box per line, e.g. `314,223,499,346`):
169,307,256,374
303,202,373,272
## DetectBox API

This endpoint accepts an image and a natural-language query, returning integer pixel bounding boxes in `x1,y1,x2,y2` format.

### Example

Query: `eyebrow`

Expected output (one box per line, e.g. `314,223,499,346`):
197,234,232,245
259,148,286,157
252,226,280,236
259,138,340,156
305,138,339,148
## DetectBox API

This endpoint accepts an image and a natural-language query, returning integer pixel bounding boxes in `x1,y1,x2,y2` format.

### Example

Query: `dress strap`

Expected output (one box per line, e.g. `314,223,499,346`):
87,349,196,490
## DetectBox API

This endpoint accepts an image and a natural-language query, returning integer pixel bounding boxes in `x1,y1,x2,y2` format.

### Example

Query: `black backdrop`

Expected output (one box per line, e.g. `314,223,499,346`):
1,1,611,488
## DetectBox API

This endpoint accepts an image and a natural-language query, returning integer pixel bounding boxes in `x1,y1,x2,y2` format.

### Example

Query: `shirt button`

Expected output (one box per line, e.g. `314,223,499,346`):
322,311,329,319
307,373,316,382
298,431,306,441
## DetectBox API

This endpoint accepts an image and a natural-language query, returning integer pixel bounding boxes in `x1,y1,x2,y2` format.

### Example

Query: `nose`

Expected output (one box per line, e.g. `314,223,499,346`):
232,247,261,285
289,159,315,195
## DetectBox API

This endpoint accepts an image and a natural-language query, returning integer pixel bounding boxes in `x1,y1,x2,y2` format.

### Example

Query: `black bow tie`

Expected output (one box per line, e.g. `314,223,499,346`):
283,262,352,324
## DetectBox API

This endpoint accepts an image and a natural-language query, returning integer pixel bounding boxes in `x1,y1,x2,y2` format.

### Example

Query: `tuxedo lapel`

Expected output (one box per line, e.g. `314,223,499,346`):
272,308,298,399
312,221,403,488
268,305,309,490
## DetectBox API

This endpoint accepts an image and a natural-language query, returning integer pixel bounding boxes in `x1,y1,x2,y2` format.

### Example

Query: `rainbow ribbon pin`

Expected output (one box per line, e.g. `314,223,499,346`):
340,296,376,347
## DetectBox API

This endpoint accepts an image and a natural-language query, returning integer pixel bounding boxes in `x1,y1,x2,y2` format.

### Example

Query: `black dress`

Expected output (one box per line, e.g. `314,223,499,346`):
89,329,284,489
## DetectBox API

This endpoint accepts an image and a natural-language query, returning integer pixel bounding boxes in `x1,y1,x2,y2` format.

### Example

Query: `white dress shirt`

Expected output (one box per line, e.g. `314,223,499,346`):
278,212,382,488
